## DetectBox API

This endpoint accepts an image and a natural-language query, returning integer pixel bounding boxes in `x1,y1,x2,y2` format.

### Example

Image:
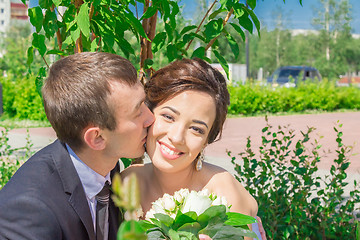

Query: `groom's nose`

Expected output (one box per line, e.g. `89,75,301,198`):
143,105,155,128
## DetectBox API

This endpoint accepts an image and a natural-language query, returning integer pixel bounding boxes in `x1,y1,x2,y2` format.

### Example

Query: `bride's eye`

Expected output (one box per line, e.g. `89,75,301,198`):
161,114,174,121
191,126,205,135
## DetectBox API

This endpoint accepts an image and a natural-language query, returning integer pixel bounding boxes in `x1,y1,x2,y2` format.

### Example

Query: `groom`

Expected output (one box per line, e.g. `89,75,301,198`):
0,52,154,240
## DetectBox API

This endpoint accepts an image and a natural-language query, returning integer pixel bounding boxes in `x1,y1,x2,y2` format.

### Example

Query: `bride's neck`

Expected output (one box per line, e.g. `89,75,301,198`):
151,165,196,195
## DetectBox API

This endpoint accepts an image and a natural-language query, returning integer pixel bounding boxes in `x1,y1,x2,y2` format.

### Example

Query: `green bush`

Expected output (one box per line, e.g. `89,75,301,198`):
1,75,47,120
230,119,360,239
228,80,360,116
0,128,32,189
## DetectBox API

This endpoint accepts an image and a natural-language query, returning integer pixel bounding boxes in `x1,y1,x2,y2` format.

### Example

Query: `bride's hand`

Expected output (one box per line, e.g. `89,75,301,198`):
256,216,267,240
199,234,212,240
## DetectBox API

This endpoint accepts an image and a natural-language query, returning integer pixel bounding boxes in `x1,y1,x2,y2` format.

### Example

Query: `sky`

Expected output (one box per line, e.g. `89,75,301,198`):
181,0,360,34
28,0,360,34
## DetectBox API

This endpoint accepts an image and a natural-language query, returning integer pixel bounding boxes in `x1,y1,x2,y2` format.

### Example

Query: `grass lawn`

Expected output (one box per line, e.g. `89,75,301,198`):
0,114,51,129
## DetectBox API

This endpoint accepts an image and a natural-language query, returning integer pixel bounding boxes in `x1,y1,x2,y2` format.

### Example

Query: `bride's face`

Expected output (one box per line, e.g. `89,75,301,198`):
146,90,216,173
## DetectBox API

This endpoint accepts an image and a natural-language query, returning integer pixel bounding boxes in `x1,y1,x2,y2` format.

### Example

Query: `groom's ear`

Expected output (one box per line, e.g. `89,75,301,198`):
83,126,106,150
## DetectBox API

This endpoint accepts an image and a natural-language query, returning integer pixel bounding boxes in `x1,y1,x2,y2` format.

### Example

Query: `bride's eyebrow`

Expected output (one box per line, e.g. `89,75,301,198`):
192,120,208,129
161,106,179,115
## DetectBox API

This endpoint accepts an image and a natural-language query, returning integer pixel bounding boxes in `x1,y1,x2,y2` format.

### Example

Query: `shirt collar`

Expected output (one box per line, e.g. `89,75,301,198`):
66,144,111,200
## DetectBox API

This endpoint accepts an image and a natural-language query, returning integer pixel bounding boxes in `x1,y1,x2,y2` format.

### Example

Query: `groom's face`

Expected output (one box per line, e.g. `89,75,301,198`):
101,81,154,159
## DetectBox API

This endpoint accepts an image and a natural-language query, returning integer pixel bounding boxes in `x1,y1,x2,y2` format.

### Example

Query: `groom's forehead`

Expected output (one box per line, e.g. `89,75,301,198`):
108,81,145,113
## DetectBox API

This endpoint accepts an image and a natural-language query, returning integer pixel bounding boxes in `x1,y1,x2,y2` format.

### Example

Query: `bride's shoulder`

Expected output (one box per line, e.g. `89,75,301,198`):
120,163,151,179
202,163,258,216
202,163,235,184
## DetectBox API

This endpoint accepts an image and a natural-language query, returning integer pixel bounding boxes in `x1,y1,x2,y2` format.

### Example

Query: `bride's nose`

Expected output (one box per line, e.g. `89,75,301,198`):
168,124,185,145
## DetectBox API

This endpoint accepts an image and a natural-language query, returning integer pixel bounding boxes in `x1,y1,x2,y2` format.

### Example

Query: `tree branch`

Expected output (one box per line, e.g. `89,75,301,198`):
204,8,234,51
184,0,218,52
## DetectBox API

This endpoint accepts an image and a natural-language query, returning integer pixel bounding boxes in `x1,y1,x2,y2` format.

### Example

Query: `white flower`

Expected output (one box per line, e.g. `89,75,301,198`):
212,196,230,211
145,209,156,221
174,188,189,203
181,190,213,216
198,189,210,197
152,199,166,214
162,193,176,211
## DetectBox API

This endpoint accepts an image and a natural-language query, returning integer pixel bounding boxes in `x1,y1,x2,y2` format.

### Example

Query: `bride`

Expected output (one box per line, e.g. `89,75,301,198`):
121,58,263,238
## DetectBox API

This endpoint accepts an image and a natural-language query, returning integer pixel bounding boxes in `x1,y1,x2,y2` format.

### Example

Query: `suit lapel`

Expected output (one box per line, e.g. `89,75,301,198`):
51,140,96,240
109,163,122,240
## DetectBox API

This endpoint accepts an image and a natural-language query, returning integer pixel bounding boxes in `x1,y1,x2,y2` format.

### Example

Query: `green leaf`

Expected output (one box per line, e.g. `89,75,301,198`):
225,212,257,226
245,7,260,36
90,39,99,52
117,220,147,240
147,229,167,240
165,22,173,43
43,10,59,39
77,3,90,38
191,47,206,59
116,37,135,58
168,229,180,240
198,205,227,228
140,5,157,20
27,46,34,66
202,223,257,239
229,23,245,41
173,211,198,230
28,7,43,33
123,10,149,41
209,8,226,20
213,49,229,80
356,221,360,240
144,59,154,69
32,33,47,57
247,0,256,9
120,158,132,169
46,49,66,56
233,3,245,19
166,44,178,62
138,220,158,232
154,213,174,227
177,222,202,236
152,32,167,53
39,0,52,9
52,0,61,8
295,148,303,156
70,27,80,42
226,34,239,60
204,19,224,42
180,25,197,36
238,13,253,33
35,67,47,97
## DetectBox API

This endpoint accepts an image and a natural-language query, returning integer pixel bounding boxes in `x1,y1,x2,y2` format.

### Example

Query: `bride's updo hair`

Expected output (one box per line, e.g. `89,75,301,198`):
145,58,230,144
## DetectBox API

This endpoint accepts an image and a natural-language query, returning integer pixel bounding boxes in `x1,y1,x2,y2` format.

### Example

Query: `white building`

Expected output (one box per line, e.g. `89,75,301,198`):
0,0,11,33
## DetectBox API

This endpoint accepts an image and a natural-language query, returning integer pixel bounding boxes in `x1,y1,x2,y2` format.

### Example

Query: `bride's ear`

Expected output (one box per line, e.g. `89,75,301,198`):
83,126,106,150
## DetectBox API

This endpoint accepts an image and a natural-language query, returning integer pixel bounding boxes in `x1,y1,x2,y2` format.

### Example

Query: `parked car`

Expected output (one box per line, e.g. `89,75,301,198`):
267,66,322,87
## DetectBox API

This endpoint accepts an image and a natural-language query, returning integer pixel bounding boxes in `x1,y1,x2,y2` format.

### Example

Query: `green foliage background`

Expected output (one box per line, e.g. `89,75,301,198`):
231,121,360,239
228,80,360,116
0,75,47,121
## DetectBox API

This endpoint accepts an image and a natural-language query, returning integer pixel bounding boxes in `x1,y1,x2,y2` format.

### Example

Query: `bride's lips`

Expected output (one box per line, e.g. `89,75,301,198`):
158,141,184,160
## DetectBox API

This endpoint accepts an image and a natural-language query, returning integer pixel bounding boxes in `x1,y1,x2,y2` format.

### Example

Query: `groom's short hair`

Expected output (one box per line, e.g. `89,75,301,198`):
42,52,138,150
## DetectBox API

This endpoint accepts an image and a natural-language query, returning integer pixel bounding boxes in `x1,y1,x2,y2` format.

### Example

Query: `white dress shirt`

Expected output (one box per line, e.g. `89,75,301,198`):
66,144,111,240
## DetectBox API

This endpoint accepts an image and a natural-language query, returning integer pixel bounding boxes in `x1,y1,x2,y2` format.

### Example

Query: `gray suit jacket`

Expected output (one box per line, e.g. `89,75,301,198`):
0,140,121,240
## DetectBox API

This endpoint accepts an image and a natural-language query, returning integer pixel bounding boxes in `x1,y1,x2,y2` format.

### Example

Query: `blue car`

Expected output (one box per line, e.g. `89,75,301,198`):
267,66,322,87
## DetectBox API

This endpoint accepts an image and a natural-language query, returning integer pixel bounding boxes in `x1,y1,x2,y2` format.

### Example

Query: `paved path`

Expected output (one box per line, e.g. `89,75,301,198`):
3,112,360,193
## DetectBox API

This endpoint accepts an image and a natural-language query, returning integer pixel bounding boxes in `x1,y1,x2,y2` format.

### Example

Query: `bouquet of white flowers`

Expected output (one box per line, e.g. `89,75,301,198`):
139,188,258,240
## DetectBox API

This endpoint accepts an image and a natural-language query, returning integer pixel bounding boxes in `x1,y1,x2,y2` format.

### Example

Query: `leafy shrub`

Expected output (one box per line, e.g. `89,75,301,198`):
0,75,47,120
228,80,360,116
0,128,33,189
230,119,360,239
